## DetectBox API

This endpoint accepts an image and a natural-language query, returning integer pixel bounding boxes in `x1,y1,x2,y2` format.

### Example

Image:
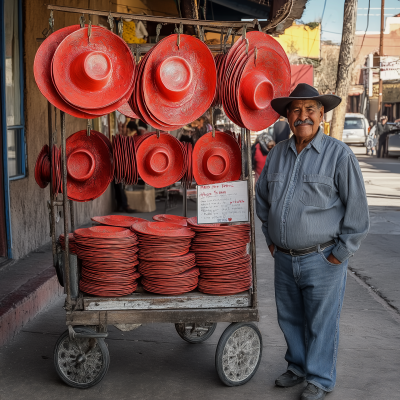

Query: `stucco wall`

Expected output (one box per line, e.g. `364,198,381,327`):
9,0,114,259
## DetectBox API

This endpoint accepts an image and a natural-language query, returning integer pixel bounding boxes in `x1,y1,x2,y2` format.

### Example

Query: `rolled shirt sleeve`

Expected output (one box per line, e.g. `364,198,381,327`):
332,154,370,262
255,155,273,247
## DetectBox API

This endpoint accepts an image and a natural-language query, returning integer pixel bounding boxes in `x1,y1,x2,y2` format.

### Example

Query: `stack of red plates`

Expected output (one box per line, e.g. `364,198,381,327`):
187,217,252,295
131,221,198,295
59,233,77,254
220,31,290,131
92,215,148,228
113,134,139,185
152,214,188,226
128,34,216,131
34,25,135,119
211,53,226,108
74,226,140,297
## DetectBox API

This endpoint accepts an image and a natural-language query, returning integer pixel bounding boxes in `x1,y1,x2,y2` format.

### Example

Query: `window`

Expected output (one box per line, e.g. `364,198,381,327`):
3,0,25,179
344,118,364,130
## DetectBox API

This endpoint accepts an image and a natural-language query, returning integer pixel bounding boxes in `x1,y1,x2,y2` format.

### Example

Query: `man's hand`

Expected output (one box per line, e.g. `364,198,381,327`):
327,253,341,264
268,244,275,257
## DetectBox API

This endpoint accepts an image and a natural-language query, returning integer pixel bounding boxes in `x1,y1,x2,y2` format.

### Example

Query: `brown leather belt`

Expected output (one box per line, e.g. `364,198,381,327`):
276,240,336,256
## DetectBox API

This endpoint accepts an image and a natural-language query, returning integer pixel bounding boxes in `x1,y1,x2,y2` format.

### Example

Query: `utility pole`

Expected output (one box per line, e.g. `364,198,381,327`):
330,0,358,140
378,0,385,119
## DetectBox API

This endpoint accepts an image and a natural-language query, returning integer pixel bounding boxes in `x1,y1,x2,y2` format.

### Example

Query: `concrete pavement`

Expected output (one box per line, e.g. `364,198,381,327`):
1,146,400,399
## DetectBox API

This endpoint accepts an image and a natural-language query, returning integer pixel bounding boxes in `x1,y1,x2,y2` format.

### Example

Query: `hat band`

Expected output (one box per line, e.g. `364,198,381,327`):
145,147,170,175
67,148,96,182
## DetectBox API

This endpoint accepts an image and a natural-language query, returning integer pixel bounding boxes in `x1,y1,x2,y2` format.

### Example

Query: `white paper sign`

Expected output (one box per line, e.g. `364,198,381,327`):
197,180,249,224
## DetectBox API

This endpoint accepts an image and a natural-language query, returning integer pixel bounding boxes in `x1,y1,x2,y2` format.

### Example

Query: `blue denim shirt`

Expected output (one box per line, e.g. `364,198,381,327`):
255,128,369,262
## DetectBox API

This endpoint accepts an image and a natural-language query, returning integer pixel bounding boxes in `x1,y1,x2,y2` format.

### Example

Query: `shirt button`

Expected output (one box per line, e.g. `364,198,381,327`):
283,220,286,223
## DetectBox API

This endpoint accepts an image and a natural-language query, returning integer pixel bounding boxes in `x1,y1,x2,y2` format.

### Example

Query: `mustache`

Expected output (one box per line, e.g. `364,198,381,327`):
294,119,314,127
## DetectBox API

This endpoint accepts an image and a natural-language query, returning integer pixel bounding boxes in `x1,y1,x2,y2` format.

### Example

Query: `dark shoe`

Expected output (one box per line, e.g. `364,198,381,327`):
301,383,326,400
275,370,305,387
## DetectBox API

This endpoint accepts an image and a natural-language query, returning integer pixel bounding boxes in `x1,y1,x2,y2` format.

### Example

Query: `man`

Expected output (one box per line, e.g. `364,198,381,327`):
273,115,291,144
376,115,390,158
256,83,369,400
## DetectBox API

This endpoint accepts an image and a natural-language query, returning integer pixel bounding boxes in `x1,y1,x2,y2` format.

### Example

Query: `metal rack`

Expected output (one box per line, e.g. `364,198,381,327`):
47,4,261,389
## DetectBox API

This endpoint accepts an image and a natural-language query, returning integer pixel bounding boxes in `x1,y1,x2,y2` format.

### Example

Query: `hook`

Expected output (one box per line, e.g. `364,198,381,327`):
210,107,215,138
220,28,224,53
256,20,262,32
245,38,249,55
223,27,233,53
242,24,247,41
254,47,258,65
87,120,91,136
88,20,92,43
199,26,204,42
156,129,160,139
156,23,162,43
231,29,236,48
108,12,114,31
79,14,85,28
49,10,54,33
118,20,123,37
177,23,182,50
135,45,141,64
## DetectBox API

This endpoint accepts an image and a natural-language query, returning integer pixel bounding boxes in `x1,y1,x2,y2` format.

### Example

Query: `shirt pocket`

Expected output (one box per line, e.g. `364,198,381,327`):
267,173,284,203
300,174,333,209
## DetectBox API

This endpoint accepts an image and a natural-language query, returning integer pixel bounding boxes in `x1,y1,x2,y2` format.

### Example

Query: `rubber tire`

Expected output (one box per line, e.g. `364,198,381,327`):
175,323,217,344
215,322,263,387
53,327,110,389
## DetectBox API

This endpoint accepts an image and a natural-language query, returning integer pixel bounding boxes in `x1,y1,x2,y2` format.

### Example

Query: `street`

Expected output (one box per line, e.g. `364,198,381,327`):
0,147,399,400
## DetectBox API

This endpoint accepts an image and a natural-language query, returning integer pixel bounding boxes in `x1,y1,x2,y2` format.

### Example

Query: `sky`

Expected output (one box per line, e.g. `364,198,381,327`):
301,0,400,43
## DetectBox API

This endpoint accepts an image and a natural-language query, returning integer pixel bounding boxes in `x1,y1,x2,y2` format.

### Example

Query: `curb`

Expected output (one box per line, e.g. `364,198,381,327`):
0,266,64,346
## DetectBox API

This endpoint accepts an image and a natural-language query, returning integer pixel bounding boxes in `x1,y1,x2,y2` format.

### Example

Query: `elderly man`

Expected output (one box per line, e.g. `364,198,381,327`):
256,84,369,400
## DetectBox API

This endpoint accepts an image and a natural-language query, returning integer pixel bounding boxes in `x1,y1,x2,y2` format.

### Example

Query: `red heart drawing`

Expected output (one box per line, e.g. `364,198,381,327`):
228,218,232,221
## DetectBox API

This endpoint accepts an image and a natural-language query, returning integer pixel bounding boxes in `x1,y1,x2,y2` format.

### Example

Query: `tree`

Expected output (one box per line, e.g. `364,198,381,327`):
330,0,358,140
314,43,340,94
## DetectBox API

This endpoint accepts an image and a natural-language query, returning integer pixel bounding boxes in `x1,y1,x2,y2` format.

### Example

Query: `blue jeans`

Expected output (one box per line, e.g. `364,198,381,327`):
274,244,348,392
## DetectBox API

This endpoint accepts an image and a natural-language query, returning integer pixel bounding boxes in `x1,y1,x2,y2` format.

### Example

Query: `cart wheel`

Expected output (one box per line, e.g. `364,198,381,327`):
175,322,217,344
215,322,262,386
53,327,110,389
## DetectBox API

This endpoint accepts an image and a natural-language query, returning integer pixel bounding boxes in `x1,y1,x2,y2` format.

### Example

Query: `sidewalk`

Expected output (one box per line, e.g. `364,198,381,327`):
1,211,400,399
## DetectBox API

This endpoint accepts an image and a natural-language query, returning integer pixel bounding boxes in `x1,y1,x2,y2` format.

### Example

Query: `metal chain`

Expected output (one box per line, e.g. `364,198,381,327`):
257,20,262,32
88,20,92,43
118,20,123,37
223,27,233,53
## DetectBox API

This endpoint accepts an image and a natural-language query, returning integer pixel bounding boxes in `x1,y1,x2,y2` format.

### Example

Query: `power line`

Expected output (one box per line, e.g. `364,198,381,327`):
355,0,371,60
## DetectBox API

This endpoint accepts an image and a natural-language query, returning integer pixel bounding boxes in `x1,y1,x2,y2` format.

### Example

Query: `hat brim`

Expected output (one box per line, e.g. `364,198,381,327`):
271,94,342,116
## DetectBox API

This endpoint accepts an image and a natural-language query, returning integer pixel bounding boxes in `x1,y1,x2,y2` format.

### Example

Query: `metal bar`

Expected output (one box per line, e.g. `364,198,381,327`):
60,111,71,310
66,307,259,325
69,199,75,232
183,182,188,217
241,128,245,179
46,5,255,28
246,128,257,308
48,102,57,266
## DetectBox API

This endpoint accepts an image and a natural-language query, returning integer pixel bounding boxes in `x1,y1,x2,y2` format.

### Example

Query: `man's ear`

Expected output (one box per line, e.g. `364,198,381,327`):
320,106,325,121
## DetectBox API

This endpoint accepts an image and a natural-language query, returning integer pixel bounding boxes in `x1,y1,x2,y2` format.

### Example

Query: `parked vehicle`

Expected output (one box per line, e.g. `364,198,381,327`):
342,113,369,145
387,126,400,157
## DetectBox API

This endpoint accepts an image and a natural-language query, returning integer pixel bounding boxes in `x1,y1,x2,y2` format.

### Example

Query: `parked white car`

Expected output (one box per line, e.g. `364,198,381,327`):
342,113,369,145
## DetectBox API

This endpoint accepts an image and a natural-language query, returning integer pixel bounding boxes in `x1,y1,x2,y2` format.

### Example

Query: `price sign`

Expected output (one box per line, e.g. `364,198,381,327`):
197,180,249,224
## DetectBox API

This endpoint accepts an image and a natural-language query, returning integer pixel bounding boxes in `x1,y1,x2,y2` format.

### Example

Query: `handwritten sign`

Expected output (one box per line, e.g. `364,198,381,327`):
197,180,249,224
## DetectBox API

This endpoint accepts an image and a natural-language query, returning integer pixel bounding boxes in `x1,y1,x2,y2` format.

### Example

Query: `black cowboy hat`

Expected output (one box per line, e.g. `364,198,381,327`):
271,83,342,116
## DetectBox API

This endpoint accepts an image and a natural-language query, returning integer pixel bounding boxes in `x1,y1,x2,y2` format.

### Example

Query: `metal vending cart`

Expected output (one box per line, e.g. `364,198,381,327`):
46,5,261,389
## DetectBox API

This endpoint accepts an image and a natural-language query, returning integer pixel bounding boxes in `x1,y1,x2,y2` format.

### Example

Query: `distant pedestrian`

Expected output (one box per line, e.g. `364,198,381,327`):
273,116,291,144
376,115,390,158
252,132,275,184
256,83,369,400
365,125,376,156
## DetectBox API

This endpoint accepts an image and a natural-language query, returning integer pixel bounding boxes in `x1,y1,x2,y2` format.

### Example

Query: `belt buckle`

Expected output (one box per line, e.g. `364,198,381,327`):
289,249,295,256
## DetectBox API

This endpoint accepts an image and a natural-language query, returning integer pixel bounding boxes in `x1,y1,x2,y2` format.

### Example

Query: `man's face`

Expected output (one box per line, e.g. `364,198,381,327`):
286,99,324,140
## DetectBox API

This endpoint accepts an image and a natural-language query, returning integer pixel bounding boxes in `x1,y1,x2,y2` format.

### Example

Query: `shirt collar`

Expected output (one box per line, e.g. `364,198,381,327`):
285,127,324,155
